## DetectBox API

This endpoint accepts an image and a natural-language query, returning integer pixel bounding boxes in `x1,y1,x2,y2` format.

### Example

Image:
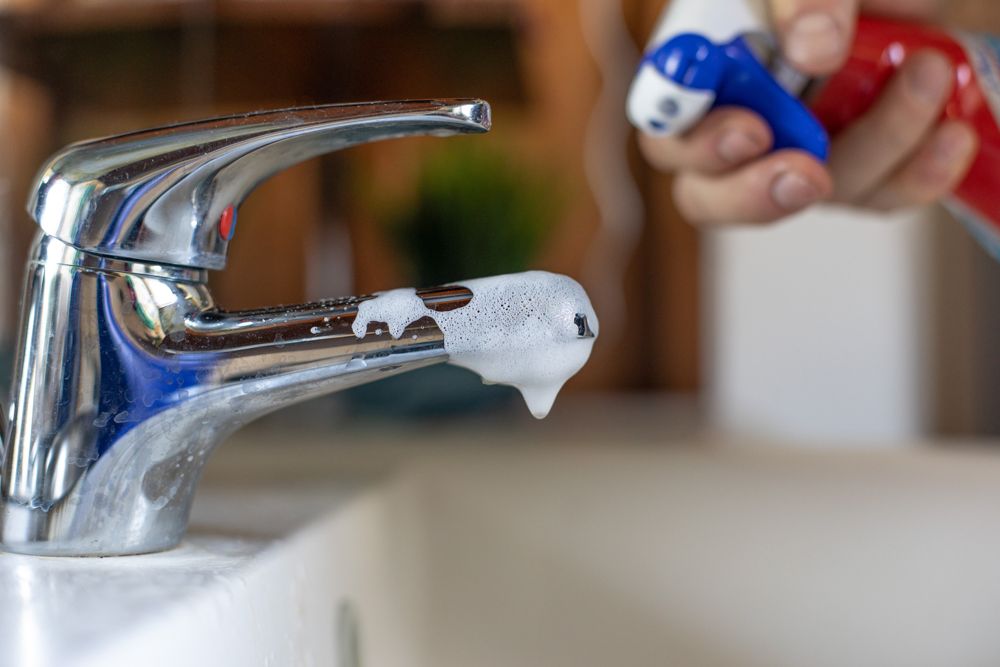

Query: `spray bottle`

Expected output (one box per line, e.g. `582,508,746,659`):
627,0,1000,259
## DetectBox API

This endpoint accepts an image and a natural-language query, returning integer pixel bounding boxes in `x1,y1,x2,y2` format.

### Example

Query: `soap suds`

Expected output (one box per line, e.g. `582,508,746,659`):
351,271,599,418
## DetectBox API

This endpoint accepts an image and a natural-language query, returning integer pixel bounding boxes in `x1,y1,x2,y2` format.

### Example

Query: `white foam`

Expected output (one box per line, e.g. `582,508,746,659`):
351,271,599,418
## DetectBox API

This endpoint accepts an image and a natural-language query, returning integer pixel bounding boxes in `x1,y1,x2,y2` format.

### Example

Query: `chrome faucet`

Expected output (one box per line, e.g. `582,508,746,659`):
0,100,497,556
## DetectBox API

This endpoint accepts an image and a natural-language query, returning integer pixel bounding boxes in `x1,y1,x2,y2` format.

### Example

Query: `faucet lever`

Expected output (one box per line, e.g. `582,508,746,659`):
28,99,491,270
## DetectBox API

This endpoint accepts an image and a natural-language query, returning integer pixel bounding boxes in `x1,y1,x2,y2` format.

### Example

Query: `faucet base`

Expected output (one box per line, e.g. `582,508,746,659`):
0,502,188,557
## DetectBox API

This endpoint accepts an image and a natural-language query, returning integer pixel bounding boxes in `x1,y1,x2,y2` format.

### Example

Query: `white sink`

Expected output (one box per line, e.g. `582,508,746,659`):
4,404,1000,666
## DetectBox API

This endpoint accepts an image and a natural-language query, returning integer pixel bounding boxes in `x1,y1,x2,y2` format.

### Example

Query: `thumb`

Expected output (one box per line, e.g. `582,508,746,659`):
769,0,859,75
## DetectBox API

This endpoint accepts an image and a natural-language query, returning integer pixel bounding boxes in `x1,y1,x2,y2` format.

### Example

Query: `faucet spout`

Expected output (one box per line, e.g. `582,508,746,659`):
180,285,475,414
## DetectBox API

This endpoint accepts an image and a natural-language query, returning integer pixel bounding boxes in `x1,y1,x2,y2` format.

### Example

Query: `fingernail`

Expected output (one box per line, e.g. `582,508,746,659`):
932,124,976,163
717,130,766,164
918,125,977,186
918,124,978,187
785,13,843,71
906,53,952,105
771,171,822,211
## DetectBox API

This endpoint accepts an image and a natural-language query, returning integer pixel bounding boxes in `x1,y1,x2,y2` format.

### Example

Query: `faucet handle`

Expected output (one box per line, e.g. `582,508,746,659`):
28,99,491,270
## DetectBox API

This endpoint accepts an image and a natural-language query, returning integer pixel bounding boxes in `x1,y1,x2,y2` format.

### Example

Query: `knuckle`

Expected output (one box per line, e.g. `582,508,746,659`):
639,134,684,173
873,177,943,210
904,177,949,206
672,175,710,225
891,186,930,208
865,90,940,154
870,108,930,154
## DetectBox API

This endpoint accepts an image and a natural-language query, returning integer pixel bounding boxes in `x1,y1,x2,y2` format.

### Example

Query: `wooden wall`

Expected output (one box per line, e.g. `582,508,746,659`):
932,1,1000,435
0,0,704,395
6,0,1000,406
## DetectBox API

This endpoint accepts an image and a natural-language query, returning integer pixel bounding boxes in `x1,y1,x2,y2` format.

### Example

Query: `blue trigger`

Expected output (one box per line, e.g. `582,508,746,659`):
646,34,830,161
645,34,727,92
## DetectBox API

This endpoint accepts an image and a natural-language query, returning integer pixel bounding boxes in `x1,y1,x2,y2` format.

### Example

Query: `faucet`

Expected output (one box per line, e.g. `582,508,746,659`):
0,99,506,556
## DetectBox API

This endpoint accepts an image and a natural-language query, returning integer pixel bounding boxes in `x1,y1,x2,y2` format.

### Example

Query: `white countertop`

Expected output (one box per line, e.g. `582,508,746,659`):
3,400,1000,666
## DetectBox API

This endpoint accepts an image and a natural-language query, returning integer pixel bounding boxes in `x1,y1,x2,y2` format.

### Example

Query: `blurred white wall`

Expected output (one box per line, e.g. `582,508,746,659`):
704,205,935,444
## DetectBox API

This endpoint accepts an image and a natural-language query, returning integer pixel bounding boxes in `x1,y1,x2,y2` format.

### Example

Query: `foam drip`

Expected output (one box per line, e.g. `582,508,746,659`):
352,271,599,418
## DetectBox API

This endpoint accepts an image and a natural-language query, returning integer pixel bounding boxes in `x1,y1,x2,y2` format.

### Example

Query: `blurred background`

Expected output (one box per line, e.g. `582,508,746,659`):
0,0,998,445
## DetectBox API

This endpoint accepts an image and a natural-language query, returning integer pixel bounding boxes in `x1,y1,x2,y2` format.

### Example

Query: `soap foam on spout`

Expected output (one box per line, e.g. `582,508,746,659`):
351,288,427,340
351,271,599,418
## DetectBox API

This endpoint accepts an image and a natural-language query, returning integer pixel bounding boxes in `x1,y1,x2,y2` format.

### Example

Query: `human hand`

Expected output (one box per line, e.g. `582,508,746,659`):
639,0,979,225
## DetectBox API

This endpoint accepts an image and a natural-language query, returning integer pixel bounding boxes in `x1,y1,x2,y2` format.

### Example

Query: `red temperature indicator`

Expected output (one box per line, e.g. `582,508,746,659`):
218,205,237,241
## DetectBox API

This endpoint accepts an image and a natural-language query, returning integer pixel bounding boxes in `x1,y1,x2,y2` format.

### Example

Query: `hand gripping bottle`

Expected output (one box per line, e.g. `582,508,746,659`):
627,0,1000,260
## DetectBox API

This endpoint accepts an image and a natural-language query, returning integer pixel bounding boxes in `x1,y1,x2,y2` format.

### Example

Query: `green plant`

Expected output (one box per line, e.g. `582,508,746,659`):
386,143,560,285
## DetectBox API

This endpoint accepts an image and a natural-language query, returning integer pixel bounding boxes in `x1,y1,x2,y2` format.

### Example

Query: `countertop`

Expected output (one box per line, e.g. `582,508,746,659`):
2,396,1000,666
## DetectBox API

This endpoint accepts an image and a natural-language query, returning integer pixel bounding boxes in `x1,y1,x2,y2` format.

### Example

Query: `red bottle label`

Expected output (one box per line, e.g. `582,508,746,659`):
810,17,1000,258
